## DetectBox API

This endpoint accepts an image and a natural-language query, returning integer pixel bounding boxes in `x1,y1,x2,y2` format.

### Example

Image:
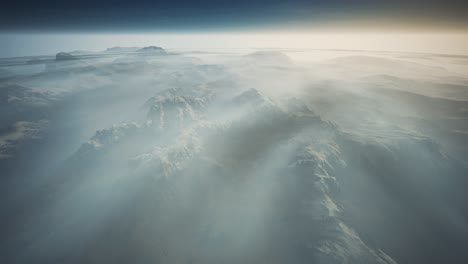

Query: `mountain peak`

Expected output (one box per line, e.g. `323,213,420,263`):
55,52,76,61
137,46,166,53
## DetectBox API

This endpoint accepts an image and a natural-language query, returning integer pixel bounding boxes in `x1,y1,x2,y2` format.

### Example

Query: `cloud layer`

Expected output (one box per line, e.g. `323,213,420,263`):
0,46,468,263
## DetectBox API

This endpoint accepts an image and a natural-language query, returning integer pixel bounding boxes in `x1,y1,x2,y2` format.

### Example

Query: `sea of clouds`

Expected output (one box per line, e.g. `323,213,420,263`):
0,46,467,263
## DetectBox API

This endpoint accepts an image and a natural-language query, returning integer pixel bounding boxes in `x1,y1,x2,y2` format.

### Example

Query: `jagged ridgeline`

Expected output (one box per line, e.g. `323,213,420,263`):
0,47,467,264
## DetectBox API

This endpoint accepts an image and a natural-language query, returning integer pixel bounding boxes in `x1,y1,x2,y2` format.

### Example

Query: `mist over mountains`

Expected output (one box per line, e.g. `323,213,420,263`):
0,46,467,264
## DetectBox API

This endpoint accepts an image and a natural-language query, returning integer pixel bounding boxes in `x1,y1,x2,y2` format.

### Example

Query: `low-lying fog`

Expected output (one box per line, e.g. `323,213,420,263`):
0,46,467,264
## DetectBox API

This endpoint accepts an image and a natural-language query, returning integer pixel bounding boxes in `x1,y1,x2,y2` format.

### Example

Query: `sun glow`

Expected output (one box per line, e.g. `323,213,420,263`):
2,32,468,58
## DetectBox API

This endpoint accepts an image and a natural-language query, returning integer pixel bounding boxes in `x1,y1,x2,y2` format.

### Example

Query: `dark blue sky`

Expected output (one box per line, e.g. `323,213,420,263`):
2,0,468,32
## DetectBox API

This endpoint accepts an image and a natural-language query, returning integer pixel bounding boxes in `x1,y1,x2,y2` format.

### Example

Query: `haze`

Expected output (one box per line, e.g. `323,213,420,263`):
1,1,468,264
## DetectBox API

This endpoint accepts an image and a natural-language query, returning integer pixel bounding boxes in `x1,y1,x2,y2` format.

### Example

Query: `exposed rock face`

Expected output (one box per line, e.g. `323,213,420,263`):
0,120,49,159
0,84,55,109
145,88,215,130
55,52,76,61
137,46,167,54
138,46,165,52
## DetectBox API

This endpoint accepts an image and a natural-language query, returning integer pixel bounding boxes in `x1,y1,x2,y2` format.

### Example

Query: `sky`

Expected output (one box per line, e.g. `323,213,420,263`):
2,0,468,32
1,0,468,57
